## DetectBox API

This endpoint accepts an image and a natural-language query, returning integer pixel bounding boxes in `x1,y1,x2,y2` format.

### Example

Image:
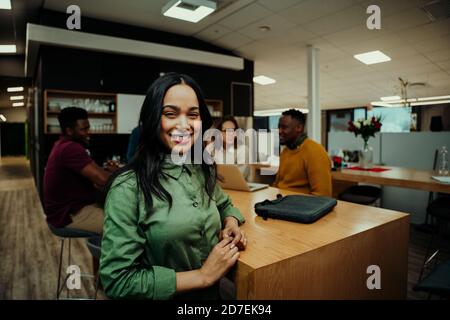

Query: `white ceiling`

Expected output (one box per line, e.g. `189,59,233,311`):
44,0,450,111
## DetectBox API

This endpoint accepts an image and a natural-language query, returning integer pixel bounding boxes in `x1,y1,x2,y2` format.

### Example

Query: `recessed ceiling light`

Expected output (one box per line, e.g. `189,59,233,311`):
7,86,24,92
259,26,271,32
0,45,16,53
412,100,450,106
0,114,6,122
253,75,276,85
380,96,401,101
0,0,11,10
418,95,450,101
372,95,450,107
12,102,24,107
10,95,24,101
354,50,391,65
162,0,216,23
254,108,308,116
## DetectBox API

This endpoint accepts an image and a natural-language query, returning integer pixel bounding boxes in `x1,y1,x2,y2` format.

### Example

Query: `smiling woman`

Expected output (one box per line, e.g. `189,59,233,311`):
100,72,247,300
159,84,202,155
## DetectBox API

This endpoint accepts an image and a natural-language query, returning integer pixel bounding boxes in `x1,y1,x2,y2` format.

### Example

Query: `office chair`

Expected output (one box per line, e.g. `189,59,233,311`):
413,259,450,299
48,223,99,299
86,235,102,299
338,184,382,206
417,196,450,293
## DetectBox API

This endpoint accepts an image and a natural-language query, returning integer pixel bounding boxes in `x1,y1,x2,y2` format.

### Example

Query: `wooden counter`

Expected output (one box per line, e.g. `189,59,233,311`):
250,164,450,194
332,166,450,194
227,187,409,299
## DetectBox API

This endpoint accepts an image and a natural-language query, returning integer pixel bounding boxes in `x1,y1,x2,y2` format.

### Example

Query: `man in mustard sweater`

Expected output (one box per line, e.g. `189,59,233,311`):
273,109,332,197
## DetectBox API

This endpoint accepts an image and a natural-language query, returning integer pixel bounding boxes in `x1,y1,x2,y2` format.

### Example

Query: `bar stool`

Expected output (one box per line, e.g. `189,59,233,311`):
338,185,382,206
86,235,102,299
48,223,99,299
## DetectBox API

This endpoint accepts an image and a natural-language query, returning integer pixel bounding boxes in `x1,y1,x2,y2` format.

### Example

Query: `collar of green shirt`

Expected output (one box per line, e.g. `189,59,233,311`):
162,155,193,180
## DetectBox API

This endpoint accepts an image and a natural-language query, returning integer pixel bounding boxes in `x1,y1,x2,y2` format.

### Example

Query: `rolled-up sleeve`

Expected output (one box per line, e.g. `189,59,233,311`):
100,176,176,300
214,184,245,225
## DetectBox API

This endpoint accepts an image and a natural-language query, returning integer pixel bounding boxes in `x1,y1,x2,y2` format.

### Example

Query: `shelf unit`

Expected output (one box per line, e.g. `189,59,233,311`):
44,89,117,134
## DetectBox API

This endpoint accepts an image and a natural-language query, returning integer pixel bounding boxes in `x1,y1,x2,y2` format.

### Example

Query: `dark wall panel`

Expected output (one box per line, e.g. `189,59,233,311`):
40,46,254,116
0,123,26,156
231,82,253,117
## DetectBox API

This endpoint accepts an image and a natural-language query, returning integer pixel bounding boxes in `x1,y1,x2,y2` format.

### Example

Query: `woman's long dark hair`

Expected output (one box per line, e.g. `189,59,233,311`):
105,72,215,210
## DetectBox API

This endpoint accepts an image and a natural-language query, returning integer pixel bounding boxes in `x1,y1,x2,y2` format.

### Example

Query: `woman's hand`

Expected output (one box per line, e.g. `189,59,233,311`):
199,237,239,287
220,216,247,251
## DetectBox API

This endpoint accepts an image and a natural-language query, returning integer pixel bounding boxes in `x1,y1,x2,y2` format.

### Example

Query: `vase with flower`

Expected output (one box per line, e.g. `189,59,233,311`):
347,116,382,169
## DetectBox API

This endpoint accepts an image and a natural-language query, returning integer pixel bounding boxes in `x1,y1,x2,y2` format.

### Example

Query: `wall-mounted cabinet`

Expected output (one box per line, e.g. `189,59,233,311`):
231,82,252,117
44,89,117,134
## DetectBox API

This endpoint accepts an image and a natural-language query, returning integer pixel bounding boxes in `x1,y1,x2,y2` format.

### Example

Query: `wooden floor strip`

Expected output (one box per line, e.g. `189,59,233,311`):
0,157,102,299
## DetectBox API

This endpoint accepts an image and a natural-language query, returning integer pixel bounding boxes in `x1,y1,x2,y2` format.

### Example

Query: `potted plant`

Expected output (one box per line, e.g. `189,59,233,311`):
348,116,382,168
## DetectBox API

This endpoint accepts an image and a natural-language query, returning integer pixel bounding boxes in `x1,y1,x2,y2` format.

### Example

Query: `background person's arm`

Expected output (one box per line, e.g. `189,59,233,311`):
62,142,112,187
80,162,111,187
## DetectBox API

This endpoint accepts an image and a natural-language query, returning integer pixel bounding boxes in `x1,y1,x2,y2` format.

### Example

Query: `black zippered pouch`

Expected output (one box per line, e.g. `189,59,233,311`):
254,194,337,223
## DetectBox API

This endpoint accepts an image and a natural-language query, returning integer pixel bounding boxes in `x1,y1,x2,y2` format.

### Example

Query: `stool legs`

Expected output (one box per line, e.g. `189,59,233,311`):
94,275,100,300
56,237,73,299
67,238,72,299
55,236,98,300
56,238,65,300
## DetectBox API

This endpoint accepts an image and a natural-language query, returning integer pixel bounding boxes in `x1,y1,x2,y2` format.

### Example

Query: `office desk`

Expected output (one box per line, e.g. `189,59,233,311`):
227,187,409,299
250,164,450,195
332,166,450,194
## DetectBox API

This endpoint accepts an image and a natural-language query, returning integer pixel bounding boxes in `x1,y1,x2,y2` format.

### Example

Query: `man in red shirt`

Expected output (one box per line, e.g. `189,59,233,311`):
44,107,117,234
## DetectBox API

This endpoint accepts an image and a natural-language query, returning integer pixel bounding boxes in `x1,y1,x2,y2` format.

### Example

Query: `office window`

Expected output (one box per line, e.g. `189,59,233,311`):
353,108,366,122
367,107,412,133
268,115,281,129
328,110,352,132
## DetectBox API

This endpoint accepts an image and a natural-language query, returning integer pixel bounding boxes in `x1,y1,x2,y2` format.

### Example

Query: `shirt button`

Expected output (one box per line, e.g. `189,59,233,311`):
193,201,199,207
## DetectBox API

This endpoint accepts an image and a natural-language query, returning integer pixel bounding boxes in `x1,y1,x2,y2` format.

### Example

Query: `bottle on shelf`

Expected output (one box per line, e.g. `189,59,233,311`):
109,102,116,113
437,146,449,176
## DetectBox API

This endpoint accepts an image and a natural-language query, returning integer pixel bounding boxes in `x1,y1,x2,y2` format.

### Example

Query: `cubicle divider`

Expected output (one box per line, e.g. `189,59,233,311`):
328,132,381,163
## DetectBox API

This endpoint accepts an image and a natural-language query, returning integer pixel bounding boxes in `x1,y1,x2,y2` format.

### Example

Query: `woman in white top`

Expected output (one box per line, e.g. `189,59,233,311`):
213,116,250,180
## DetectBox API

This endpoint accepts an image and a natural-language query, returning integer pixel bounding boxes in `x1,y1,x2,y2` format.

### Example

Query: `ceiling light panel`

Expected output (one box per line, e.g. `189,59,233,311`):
7,87,24,92
354,50,391,65
162,0,217,23
0,0,11,10
0,45,16,53
253,75,276,85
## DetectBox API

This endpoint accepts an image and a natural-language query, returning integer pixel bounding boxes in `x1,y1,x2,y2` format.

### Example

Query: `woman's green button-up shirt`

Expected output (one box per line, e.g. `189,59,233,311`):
100,162,245,300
